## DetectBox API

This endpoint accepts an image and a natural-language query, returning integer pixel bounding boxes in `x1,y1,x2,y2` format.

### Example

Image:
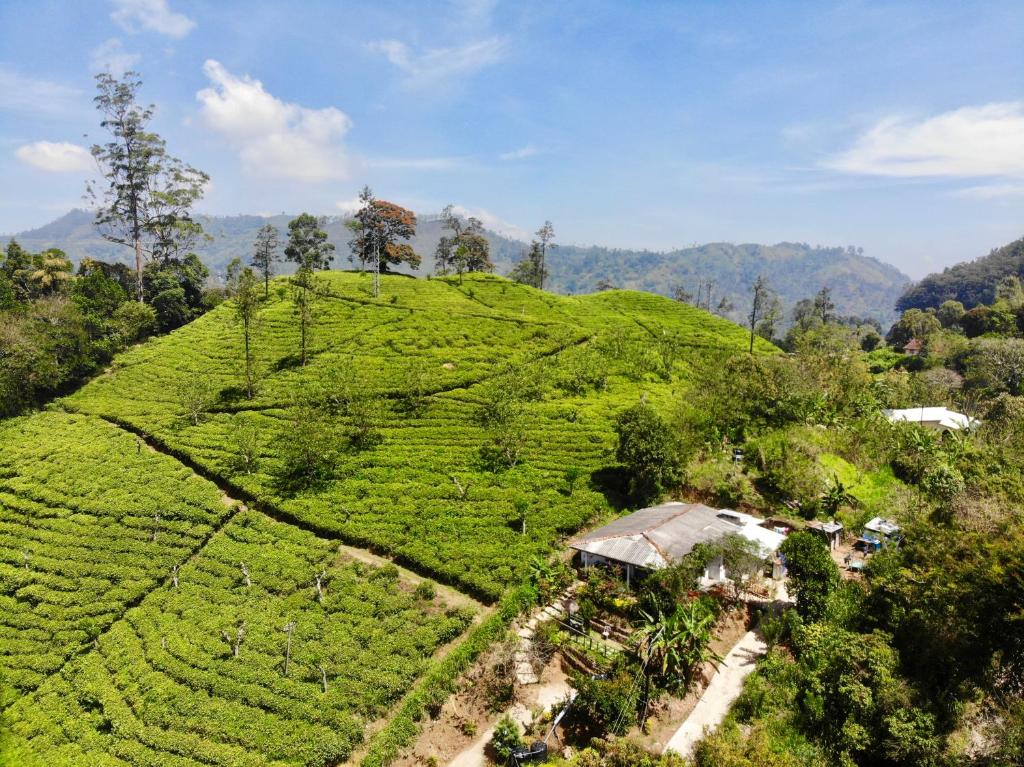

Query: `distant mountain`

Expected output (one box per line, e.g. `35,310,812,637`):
897,236,1024,312
4,209,910,324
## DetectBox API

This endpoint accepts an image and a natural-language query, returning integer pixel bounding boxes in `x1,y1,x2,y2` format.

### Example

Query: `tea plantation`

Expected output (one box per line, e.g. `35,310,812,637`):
0,273,771,766
65,273,771,600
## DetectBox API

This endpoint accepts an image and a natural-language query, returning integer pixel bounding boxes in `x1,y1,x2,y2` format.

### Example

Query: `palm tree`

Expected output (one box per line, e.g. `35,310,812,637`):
633,601,720,689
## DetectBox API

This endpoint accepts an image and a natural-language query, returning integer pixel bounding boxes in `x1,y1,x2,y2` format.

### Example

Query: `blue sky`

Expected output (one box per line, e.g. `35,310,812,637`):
1,0,1022,277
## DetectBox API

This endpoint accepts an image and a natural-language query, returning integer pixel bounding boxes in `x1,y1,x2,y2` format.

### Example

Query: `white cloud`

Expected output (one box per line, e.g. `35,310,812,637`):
336,196,365,215
111,0,195,38
450,205,529,241
951,183,1024,200
826,102,1024,178
90,38,141,75
367,36,506,84
499,145,538,161
196,60,353,182
0,66,81,116
15,141,93,173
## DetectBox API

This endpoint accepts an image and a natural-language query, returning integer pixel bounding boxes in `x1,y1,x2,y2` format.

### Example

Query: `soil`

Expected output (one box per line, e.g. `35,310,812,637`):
390,646,571,767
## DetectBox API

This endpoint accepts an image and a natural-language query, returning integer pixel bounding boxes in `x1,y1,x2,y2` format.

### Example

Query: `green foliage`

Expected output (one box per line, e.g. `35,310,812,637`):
634,600,719,691
683,353,816,442
614,401,684,503
0,412,232,705
897,236,1024,312
747,428,827,513
571,664,643,736
490,714,525,762
779,532,838,623
794,623,939,764
2,510,474,766
65,273,761,602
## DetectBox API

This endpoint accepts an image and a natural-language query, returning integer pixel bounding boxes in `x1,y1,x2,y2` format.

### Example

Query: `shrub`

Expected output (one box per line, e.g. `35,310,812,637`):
614,401,684,504
779,532,838,623
490,715,524,763
414,580,437,601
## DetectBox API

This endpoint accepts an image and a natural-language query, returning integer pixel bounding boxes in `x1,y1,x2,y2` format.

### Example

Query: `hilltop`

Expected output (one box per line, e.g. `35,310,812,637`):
0,272,773,766
5,209,910,324
897,235,1024,311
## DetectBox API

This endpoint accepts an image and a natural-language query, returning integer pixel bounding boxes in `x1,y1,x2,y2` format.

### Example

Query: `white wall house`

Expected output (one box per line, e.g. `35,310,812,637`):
570,502,785,588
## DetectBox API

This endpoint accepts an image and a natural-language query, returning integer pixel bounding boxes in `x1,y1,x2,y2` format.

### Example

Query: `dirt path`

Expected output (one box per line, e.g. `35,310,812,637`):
335,544,483,612
446,676,574,767
662,629,767,758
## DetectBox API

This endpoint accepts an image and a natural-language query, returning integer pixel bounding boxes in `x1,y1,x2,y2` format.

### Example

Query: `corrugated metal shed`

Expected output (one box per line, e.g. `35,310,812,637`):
569,501,765,570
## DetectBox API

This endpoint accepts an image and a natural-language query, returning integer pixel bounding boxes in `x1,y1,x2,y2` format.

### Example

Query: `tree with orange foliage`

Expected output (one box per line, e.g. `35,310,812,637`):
347,187,421,296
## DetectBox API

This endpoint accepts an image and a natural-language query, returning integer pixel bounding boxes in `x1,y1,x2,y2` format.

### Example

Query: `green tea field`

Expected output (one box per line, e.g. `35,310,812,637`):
1,273,772,766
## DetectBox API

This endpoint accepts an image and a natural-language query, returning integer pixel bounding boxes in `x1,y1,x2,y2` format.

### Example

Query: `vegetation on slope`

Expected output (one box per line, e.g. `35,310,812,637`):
0,411,231,704
6,209,910,324
0,268,773,766
897,235,1024,311
64,272,773,601
3,511,474,766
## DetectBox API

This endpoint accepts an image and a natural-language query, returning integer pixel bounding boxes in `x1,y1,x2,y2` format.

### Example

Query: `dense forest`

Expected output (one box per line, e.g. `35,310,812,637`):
897,236,1024,312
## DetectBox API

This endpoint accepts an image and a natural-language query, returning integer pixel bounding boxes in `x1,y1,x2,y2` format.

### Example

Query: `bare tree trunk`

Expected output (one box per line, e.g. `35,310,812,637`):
243,316,254,399
240,562,251,588
314,572,325,603
373,239,380,298
319,664,328,693
171,564,179,588
134,235,144,303
282,622,295,676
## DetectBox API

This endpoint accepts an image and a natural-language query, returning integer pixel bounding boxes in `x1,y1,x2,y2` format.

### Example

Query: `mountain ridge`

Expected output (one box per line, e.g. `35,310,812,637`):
3,208,911,324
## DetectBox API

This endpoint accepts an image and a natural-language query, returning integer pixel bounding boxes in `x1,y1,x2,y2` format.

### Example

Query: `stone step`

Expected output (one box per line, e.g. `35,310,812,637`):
517,627,535,639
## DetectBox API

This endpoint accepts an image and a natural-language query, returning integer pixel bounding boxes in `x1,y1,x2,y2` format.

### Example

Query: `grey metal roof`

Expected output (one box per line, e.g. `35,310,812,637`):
807,520,844,534
569,502,749,570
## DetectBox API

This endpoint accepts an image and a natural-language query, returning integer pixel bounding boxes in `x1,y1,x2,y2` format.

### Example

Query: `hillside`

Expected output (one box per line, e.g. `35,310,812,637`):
897,235,1024,311
5,209,910,324
0,273,774,766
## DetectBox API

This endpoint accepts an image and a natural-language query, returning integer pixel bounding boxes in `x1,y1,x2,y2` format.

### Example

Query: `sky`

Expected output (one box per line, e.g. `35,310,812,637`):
1,0,1023,278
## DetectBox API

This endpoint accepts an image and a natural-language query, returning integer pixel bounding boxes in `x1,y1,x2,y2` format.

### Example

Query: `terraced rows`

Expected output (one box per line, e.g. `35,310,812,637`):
3,510,476,767
0,412,232,704
65,273,771,601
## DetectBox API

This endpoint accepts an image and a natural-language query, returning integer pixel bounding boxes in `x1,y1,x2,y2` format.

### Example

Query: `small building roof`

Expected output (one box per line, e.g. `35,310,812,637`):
569,501,783,570
883,407,979,431
807,520,844,535
903,338,924,352
864,517,901,537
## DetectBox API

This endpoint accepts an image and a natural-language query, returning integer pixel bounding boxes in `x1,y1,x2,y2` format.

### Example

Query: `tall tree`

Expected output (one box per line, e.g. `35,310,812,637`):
87,71,208,303
234,268,261,399
748,275,774,353
290,267,319,367
284,214,333,365
813,286,835,325
251,223,282,298
347,186,420,297
509,241,546,289
435,205,493,282
534,221,555,290
284,213,335,272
